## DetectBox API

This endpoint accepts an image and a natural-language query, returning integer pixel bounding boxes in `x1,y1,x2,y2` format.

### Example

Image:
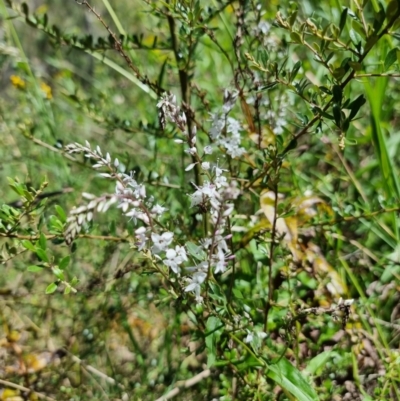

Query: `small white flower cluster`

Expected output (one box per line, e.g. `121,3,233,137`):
65,142,196,287
209,90,246,158
66,141,120,175
157,92,187,132
155,91,244,303
65,142,155,246
64,87,246,304
64,193,117,245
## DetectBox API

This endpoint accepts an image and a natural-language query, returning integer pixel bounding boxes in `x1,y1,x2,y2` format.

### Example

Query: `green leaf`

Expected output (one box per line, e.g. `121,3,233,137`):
27,265,44,272
59,255,70,270
349,28,362,46
348,61,362,71
348,94,366,120
304,350,340,376
39,232,47,250
232,289,244,299
332,85,342,103
52,266,65,281
64,286,71,295
45,282,58,294
36,248,49,263
384,48,398,71
339,8,348,33
290,31,302,44
332,104,342,126
21,240,36,252
386,0,398,20
288,10,298,27
186,241,206,261
364,78,400,200
70,276,80,286
268,358,318,401
319,86,331,94
55,205,67,223
205,316,223,367
289,61,302,83
332,67,346,80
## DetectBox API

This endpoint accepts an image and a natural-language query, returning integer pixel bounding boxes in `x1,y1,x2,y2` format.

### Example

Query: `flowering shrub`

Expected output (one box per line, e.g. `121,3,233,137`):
1,0,400,400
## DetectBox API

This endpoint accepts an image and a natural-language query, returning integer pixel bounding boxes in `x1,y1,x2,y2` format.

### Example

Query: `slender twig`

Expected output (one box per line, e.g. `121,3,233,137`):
0,233,128,242
74,0,162,95
264,182,279,333
306,206,400,228
0,378,56,401
68,352,125,390
355,73,400,78
154,369,211,401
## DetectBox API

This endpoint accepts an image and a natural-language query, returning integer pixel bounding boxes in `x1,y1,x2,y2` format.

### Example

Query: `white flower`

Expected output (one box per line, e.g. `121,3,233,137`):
214,246,228,274
227,117,241,134
215,174,228,188
151,232,174,254
190,182,220,207
244,330,267,344
190,188,204,207
209,113,225,139
135,227,147,251
185,147,197,155
126,208,150,224
184,271,207,302
185,163,198,171
244,332,254,343
203,146,213,155
151,204,167,215
163,245,188,274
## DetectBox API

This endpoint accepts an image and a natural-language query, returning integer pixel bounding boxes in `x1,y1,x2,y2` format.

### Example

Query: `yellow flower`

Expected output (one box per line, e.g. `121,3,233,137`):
10,75,26,89
40,82,52,99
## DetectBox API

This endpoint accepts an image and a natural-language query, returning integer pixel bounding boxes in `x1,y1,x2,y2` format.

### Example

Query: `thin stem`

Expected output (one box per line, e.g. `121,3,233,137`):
264,182,279,333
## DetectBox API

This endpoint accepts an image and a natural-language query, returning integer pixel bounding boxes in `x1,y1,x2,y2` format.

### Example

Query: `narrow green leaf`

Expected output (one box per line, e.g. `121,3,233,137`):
339,8,348,33
52,266,65,281
21,240,36,252
289,61,302,83
304,350,340,376
349,28,362,46
70,276,80,286
55,205,67,223
288,10,298,27
205,316,223,367
186,241,206,261
59,255,70,270
332,85,342,103
36,248,49,262
332,104,342,126
45,282,58,294
348,95,366,120
364,78,400,200
348,61,362,71
268,358,318,401
290,31,302,44
384,48,398,71
386,0,398,20
27,265,43,272
39,232,47,250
